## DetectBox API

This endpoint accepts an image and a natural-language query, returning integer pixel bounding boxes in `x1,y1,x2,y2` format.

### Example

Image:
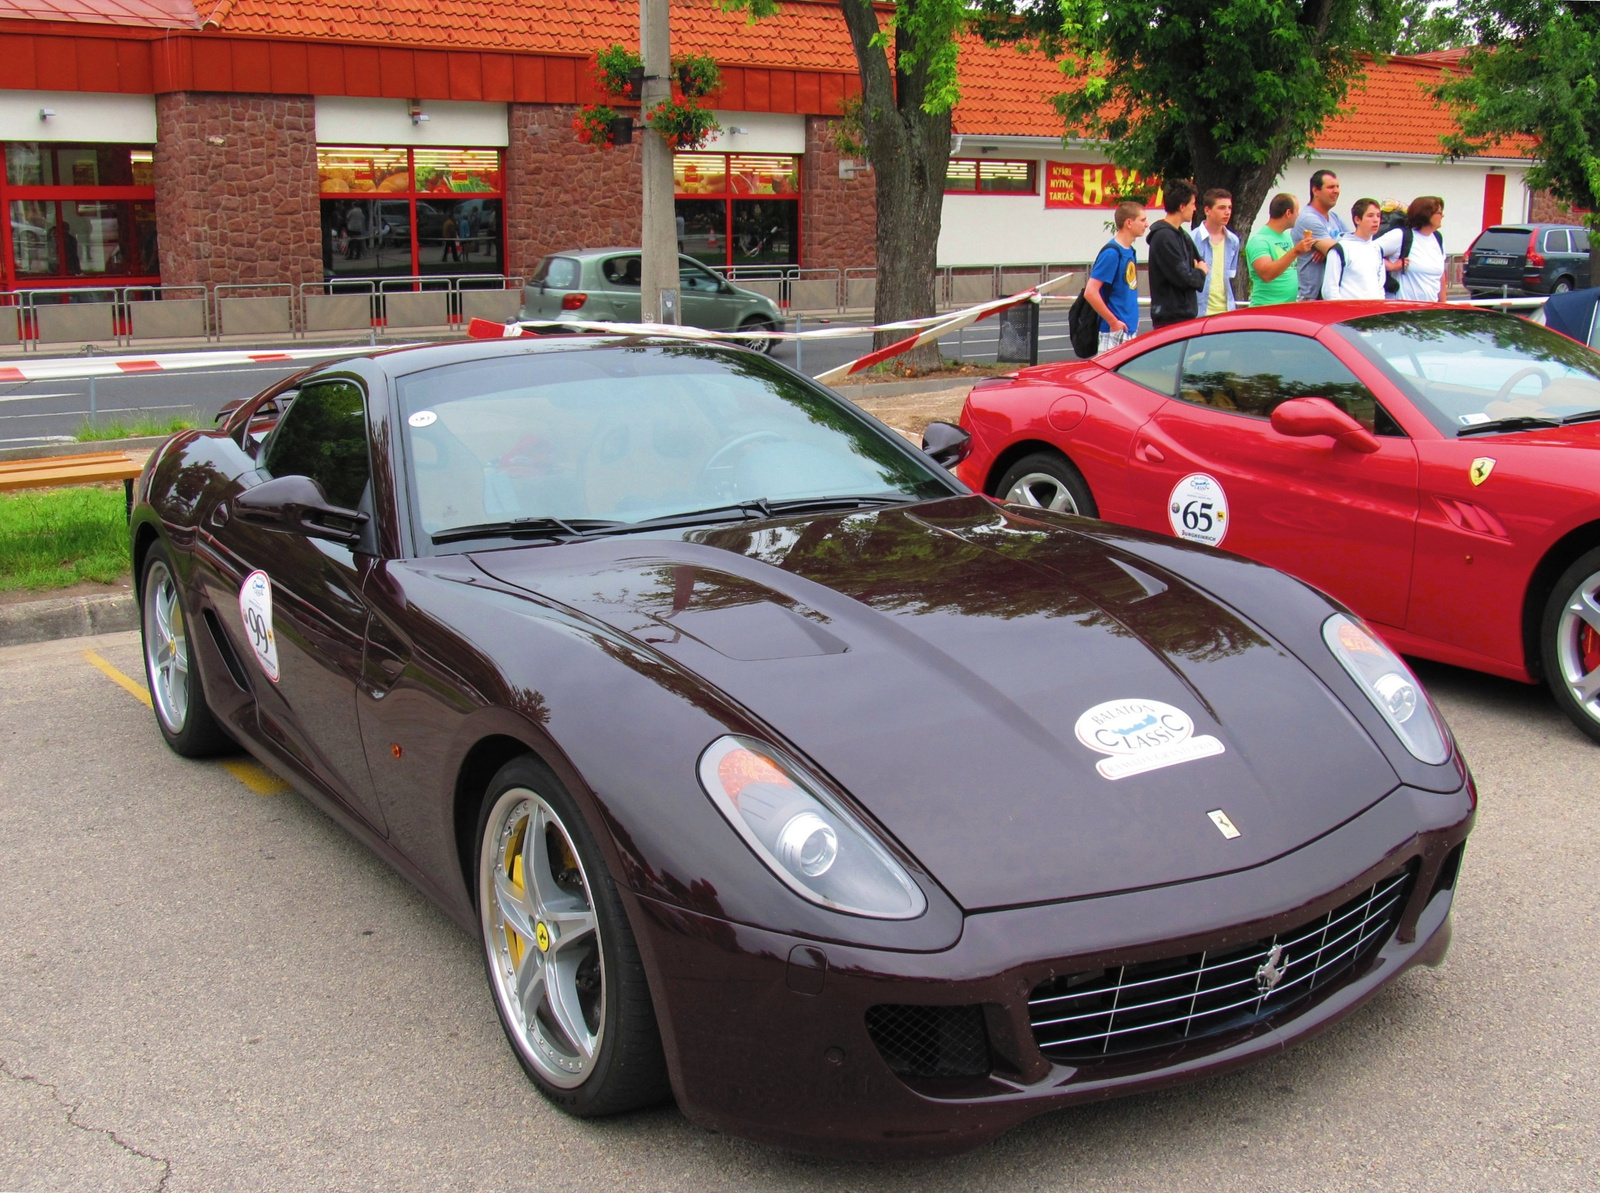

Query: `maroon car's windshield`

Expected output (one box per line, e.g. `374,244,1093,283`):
395,344,950,546
1338,308,1600,436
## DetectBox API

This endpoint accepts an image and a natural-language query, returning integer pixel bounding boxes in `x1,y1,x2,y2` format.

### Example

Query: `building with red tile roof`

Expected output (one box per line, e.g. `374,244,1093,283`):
0,0,1543,295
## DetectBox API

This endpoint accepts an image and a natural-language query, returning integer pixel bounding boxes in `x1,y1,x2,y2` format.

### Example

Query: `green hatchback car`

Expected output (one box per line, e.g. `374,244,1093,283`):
520,249,784,352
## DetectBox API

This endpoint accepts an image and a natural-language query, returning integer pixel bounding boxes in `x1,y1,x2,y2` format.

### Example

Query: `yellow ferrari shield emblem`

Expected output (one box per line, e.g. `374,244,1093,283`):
1469,457,1496,486
535,922,551,952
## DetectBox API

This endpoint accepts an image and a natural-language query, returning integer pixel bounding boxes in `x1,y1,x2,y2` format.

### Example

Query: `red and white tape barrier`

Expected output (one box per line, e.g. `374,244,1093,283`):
467,269,1084,383
0,343,402,385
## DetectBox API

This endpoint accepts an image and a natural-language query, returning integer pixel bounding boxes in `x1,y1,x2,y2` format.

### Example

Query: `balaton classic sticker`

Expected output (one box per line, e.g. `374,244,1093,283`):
1168,473,1229,547
408,410,438,428
1074,698,1225,781
238,569,280,683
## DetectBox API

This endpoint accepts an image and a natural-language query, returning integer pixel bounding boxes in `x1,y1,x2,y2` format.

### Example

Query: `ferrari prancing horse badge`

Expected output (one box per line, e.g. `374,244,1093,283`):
1469,457,1496,486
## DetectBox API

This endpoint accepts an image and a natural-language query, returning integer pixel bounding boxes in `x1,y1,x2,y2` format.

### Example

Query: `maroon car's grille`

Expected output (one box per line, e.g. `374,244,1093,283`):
1029,867,1413,1062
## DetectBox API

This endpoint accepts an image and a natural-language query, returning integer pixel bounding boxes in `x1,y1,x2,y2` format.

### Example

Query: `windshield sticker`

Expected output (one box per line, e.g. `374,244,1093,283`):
408,410,438,428
1459,413,1491,426
1075,698,1225,781
238,570,280,683
1469,457,1496,486
1208,809,1241,839
1168,473,1229,547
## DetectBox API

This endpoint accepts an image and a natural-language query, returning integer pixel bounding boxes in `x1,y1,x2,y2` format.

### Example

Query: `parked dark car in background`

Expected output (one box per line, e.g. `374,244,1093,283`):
1464,223,1591,297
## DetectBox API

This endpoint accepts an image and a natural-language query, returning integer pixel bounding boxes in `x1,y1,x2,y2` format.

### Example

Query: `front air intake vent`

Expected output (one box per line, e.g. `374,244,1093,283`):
1029,866,1414,1062
865,1003,991,1078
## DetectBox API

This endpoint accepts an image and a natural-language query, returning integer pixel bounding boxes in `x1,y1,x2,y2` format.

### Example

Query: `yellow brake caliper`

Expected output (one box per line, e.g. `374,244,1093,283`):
504,819,528,968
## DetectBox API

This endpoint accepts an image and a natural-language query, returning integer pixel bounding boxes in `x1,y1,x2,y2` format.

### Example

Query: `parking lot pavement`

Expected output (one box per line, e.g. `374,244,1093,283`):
1,633,1596,1192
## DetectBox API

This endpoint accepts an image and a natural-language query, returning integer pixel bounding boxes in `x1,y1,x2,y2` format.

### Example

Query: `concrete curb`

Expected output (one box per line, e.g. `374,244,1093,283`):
833,377,987,398
0,592,138,647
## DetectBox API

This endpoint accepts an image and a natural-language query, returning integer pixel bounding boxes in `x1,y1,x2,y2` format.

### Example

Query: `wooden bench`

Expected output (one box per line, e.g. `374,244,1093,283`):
0,451,146,515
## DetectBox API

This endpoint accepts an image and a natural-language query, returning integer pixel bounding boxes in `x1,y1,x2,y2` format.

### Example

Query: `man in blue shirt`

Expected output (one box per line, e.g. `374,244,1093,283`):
1086,200,1148,354
1293,170,1352,300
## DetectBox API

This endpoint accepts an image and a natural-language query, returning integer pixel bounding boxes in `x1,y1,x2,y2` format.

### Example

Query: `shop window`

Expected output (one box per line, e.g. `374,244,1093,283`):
2,142,158,289
673,153,801,269
945,159,1038,194
316,146,506,280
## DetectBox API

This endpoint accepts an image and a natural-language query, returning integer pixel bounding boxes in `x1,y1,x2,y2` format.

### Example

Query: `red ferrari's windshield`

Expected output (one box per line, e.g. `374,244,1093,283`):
1338,308,1600,435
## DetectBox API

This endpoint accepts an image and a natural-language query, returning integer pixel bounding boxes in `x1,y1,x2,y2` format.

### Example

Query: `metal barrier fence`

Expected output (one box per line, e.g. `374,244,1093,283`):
4,275,523,349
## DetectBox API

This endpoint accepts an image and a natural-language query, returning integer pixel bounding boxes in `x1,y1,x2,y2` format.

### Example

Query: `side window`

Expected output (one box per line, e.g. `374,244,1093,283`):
602,255,641,286
1575,230,1591,253
261,378,371,508
679,259,723,293
1115,338,1186,398
1545,230,1571,254
1178,331,1403,435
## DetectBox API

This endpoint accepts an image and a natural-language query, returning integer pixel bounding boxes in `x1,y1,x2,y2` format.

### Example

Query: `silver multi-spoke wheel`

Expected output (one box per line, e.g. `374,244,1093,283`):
1005,471,1081,513
142,559,190,734
481,789,605,1089
1555,570,1600,725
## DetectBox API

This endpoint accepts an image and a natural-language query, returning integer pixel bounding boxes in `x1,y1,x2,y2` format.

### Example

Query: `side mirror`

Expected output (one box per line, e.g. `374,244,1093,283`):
921,420,973,468
1270,397,1380,454
234,474,368,547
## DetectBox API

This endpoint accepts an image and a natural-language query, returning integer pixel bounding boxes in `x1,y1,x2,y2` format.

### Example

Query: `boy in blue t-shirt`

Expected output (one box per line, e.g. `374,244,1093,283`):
1086,200,1148,354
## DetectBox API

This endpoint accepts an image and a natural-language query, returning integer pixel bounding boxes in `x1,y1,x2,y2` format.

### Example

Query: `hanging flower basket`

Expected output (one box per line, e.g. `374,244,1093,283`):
646,98,720,151
673,54,721,100
595,44,645,98
572,104,622,150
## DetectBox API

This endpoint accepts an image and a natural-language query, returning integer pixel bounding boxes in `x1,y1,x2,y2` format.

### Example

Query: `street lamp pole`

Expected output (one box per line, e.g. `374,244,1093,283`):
639,0,678,323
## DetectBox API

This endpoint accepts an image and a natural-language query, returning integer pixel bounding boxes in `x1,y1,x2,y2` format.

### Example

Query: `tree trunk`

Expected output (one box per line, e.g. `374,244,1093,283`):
840,0,951,369
1187,129,1298,305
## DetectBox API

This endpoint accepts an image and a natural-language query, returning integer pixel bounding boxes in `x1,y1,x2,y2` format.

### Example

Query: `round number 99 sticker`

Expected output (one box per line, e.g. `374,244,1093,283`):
238,570,280,683
1168,473,1229,547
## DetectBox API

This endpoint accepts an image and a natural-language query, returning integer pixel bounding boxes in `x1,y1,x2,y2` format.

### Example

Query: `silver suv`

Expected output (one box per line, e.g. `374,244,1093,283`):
521,249,784,352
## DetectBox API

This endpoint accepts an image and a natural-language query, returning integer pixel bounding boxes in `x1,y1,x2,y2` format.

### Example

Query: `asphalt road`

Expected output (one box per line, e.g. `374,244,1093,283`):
0,631,1595,1191
0,308,1086,449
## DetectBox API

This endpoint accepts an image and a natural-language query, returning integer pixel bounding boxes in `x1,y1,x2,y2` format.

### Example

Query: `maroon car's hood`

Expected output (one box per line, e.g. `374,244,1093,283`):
471,497,1399,910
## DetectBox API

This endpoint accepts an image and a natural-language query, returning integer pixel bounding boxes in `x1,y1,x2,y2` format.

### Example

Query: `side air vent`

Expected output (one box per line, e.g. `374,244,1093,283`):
203,608,250,691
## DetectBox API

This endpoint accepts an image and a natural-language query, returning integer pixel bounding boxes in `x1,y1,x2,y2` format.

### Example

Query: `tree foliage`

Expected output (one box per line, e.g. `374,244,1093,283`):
978,0,1412,251
1436,2,1600,228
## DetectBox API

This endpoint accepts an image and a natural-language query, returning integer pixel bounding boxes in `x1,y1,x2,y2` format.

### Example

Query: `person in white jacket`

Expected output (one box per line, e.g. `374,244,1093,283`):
1376,195,1449,302
1322,198,1387,300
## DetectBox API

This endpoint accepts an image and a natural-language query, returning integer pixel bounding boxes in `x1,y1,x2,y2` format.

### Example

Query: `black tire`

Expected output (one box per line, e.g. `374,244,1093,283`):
1540,545,1600,745
139,542,234,758
993,451,1098,518
738,315,778,354
1552,277,1575,294
475,754,670,1116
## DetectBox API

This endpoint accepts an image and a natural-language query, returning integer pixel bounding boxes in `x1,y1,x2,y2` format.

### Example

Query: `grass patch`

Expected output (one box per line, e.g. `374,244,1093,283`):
0,485,130,593
76,412,197,443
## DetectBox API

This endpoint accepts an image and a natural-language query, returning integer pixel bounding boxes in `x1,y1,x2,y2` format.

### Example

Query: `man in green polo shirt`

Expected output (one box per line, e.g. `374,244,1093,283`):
1246,193,1316,305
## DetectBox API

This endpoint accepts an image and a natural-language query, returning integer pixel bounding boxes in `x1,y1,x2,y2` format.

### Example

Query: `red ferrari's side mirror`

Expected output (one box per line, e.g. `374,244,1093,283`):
1270,397,1380,454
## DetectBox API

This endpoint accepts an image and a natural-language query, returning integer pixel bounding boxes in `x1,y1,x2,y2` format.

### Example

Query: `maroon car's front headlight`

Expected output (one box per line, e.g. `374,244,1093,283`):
697,736,926,919
1324,614,1451,765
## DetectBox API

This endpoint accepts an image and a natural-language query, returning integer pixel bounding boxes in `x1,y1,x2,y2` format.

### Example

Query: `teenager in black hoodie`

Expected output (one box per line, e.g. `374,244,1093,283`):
1146,179,1208,327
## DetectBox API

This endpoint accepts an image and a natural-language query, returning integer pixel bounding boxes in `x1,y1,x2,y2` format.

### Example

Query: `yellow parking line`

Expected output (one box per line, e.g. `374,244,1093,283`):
83,649,151,708
82,648,289,796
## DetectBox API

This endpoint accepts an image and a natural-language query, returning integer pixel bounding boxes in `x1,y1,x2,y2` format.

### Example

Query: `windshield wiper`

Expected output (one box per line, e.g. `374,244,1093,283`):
761,494,911,515
1562,410,1600,426
431,516,623,545
613,494,910,535
1457,416,1562,437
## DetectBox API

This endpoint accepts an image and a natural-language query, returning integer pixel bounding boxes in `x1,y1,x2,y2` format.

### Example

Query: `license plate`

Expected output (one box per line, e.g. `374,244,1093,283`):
1487,257,1511,266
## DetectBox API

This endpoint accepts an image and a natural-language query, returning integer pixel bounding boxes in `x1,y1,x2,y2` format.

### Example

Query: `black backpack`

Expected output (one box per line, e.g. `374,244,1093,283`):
1070,242,1118,358
1383,227,1445,295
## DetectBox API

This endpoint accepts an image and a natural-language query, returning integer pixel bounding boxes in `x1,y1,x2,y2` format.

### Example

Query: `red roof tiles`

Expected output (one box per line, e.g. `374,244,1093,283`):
0,0,194,27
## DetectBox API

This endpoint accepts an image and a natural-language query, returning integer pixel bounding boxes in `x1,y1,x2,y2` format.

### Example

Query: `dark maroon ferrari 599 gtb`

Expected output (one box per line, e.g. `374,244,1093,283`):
131,335,1473,1158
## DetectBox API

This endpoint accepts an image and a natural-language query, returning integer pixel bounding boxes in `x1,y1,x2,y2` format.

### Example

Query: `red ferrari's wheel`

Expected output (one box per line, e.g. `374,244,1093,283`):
994,451,1098,518
1541,545,1600,744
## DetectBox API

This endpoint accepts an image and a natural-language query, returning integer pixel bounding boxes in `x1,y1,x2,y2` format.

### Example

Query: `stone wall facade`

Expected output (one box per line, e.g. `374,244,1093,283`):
153,93,321,290
801,116,876,273
1529,188,1586,226
505,104,643,280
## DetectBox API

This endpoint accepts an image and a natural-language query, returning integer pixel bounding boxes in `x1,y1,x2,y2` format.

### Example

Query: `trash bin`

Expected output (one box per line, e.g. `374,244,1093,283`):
996,298,1039,366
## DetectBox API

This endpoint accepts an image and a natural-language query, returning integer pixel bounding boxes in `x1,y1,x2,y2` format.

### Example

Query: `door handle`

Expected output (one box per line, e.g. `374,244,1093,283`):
1137,441,1165,463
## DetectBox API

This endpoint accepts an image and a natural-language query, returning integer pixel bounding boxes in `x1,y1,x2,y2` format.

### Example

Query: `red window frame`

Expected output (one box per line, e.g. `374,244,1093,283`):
1,142,158,293
317,145,506,279
673,152,803,269
944,158,1039,196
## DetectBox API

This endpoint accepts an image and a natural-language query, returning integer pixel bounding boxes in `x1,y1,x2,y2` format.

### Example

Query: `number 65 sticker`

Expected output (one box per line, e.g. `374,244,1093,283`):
1168,473,1230,547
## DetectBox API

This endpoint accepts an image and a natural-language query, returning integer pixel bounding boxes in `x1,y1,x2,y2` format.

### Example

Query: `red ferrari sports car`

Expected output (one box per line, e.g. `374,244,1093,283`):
956,301,1600,741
